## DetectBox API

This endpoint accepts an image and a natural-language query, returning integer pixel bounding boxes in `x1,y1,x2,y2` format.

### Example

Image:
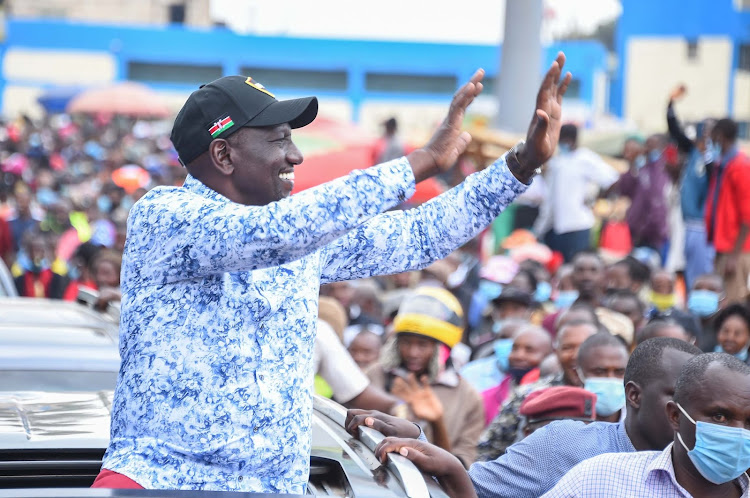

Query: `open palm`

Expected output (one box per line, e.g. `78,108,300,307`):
522,52,573,169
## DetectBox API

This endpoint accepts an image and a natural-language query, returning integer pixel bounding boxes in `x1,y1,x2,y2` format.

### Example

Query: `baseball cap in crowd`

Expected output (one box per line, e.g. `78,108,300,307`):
520,386,597,425
171,75,318,166
491,287,533,308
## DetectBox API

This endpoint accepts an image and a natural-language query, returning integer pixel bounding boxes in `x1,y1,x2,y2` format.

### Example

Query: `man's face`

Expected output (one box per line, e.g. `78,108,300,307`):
94,260,120,289
397,334,437,374
494,300,530,321
636,349,695,450
670,364,750,472
693,276,723,294
607,297,644,332
651,271,675,295
556,324,597,386
348,333,381,370
572,255,604,298
717,315,750,356
226,124,303,206
508,330,550,370
579,344,628,381
623,140,643,163
605,264,632,293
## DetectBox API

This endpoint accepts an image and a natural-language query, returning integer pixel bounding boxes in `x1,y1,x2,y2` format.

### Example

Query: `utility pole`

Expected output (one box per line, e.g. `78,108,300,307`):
493,0,543,133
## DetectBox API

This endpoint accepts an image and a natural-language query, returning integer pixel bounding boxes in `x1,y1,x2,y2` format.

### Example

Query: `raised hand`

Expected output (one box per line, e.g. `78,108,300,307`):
670,84,687,101
391,374,444,422
408,69,484,183
513,52,573,181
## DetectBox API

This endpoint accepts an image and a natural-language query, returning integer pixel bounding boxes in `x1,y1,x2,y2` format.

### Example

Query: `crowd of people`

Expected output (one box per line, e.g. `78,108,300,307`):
1,63,749,497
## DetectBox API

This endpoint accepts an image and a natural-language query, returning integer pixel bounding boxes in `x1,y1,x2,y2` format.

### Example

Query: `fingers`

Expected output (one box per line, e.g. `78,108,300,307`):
345,409,381,436
557,72,573,102
406,373,421,390
528,110,550,146
446,69,485,126
375,437,429,464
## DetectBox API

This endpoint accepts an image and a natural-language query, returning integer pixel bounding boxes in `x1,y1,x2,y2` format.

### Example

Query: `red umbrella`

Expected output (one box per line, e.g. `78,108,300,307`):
292,118,445,203
111,165,151,194
67,82,170,118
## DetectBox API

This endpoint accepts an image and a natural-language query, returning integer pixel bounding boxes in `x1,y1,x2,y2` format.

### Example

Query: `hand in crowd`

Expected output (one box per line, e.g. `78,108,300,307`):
391,373,444,422
375,437,477,498
345,409,421,439
669,83,687,101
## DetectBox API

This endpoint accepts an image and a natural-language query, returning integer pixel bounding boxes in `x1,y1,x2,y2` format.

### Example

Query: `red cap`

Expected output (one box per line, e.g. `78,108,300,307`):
519,386,597,423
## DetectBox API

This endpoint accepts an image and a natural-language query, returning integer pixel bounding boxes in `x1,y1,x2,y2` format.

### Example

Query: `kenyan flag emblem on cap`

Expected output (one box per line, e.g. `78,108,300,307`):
208,115,234,137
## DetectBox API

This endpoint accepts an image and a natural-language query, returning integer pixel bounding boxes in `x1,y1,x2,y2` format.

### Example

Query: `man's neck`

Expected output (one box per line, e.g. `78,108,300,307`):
623,410,650,451
671,443,744,498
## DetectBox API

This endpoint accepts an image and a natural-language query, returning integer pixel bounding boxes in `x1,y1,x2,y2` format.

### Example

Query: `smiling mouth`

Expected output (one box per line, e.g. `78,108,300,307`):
279,171,295,182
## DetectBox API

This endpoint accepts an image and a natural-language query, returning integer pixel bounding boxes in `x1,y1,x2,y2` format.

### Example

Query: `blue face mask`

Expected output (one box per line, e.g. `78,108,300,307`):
711,143,723,163
687,290,720,317
479,280,503,301
534,281,552,303
676,403,750,485
713,343,750,362
554,290,579,309
634,155,647,169
97,195,112,214
703,139,715,164
649,150,663,163
582,376,625,417
558,143,571,154
493,338,514,373
508,366,533,383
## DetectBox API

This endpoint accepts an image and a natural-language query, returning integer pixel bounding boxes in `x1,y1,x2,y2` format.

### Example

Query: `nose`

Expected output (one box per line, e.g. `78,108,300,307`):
287,140,303,165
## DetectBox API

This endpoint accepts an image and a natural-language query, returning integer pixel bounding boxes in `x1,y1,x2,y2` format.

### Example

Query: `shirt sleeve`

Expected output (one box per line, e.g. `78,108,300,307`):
470,421,592,498
615,170,639,199
125,159,415,285
451,385,485,468
581,149,619,189
314,320,369,404
318,154,528,283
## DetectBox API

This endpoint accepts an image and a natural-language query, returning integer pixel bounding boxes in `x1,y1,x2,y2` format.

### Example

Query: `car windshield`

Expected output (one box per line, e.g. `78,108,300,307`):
0,371,119,392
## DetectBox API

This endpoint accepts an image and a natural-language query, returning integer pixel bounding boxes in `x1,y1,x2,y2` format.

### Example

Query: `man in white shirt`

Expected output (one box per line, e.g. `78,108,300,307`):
534,124,618,262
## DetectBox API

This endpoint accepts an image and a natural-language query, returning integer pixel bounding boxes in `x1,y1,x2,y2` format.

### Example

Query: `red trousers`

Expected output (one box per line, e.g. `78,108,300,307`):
91,469,144,489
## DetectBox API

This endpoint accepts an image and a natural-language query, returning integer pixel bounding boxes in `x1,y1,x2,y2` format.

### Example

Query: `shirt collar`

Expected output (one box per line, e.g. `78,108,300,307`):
435,367,460,388
183,174,232,205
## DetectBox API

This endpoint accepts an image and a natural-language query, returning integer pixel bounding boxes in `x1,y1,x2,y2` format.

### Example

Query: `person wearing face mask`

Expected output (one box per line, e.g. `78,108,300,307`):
575,332,629,423
532,123,619,263
476,320,598,460
541,352,750,498
713,304,750,364
666,85,717,290
615,134,672,253
705,118,750,304
11,229,69,299
687,273,725,351
358,338,702,498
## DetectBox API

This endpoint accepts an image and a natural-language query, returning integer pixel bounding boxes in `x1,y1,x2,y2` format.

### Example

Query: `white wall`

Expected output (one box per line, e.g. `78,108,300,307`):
734,70,750,121
624,37,733,132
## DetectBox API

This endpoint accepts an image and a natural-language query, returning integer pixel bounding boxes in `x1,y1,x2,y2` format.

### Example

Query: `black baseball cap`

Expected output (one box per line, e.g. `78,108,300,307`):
170,75,318,166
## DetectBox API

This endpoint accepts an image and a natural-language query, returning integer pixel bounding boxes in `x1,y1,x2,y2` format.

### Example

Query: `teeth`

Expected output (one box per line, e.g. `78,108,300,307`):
279,172,295,181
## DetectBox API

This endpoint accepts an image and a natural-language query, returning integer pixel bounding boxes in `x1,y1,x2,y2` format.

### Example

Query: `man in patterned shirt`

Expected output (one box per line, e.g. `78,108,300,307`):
93,55,572,492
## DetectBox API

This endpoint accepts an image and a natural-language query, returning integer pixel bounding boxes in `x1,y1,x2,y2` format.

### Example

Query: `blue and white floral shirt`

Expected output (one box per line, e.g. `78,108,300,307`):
102,155,526,493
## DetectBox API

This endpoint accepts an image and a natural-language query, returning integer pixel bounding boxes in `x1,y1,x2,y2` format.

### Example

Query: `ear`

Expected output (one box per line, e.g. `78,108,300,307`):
209,139,234,176
665,400,681,432
625,381,642,409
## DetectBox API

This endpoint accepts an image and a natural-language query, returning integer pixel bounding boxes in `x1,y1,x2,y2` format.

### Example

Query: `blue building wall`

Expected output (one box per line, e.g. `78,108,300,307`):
612,0,750,117
1,18,607,121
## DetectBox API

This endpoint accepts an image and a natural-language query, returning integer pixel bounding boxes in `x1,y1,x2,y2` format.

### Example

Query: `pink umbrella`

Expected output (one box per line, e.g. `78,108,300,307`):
67,82,170,118
111,165,151,194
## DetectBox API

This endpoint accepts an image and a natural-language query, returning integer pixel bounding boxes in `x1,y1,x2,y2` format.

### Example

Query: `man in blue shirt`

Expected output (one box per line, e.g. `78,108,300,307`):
369,337,701,498
96,57,573,493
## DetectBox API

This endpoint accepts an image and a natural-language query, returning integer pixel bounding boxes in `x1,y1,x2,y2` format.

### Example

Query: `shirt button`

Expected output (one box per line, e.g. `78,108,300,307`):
258,374,264,381
238,476,243,482
254,427,259,432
